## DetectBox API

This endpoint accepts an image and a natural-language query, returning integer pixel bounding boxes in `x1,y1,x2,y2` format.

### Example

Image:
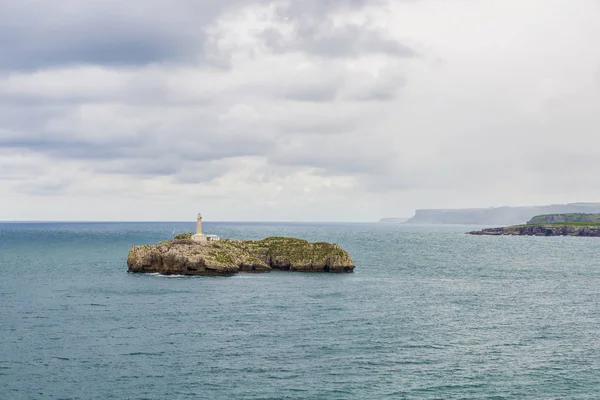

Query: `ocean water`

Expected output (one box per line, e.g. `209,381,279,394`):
1,222,600,399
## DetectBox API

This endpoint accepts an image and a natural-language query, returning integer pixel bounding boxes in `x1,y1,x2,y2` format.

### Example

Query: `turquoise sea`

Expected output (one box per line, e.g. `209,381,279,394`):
2,222,600,399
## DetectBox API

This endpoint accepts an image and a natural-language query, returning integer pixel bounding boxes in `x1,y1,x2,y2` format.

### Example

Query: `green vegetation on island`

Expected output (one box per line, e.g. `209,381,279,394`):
526,213,600,225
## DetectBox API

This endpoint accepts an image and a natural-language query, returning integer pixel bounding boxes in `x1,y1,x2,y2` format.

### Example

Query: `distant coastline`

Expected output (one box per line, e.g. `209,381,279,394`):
468,213,600,236
402,203,600,225
378,217,409,223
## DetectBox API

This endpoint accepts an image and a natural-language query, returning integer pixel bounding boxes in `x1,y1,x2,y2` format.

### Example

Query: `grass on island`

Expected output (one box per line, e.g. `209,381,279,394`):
518,222,600,227
528,213,600,224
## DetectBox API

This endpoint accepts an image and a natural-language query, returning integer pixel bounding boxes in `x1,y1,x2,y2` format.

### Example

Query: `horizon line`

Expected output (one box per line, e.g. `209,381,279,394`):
0,219,381,224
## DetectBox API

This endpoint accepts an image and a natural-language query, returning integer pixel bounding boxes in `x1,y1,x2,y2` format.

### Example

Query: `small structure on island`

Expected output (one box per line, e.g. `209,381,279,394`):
191,213,220,243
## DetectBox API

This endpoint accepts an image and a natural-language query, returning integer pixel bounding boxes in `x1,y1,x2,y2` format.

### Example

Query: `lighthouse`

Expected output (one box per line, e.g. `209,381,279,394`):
191,213,220,244
196,213,203,235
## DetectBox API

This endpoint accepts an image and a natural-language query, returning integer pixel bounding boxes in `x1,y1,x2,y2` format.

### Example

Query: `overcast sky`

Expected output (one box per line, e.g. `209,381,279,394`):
1,0,599,221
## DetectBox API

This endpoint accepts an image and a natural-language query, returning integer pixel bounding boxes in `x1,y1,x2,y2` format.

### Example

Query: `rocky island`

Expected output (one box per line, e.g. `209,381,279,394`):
127,214,354,276
467,213,600,237
127,235,355,276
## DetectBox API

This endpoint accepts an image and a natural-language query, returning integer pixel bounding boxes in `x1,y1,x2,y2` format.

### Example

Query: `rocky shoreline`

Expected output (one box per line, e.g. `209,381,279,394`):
127,236,355,276
468,225,600,237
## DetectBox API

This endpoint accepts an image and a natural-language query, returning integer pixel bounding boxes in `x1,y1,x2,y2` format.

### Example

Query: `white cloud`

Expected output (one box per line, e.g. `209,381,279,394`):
1,0,600,221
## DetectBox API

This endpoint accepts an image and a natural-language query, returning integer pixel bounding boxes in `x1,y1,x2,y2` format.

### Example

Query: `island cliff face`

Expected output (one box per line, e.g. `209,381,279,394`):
127,236,355,276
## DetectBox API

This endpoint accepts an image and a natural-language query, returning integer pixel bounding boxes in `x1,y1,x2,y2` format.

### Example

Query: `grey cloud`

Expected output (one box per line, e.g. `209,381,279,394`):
96,158,183,177
0,131,263,166
0,0,407,71
353,88,396,102
284,0,385,15
274,117,357,135
267,132,399,176
277,80,339,102
268,63,407,103
0,98,380,188
0,102,276,179
263,9,416,59
0,104,64,133
291,24,415,58
0,59,403,183
2,34,182,70
14,181,72,197
0,0,412,199
0,0,238,71
0,137,132,160
173,160,243,185
2,0,600,222
345,69,407,102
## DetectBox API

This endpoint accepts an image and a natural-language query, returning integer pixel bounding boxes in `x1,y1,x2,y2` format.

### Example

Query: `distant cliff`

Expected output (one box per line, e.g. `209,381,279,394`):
406,203,600,225
127,236,355,276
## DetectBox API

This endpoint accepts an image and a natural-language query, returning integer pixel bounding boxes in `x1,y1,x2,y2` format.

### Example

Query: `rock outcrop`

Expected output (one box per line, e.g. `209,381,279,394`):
467,225,600,237
127,236,355,276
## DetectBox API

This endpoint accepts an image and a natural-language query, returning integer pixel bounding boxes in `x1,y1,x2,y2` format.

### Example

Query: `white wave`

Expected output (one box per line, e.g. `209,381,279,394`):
147,273,187,278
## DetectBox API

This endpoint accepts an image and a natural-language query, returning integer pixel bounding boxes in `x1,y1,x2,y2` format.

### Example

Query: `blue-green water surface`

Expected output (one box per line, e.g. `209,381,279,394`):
1,222,600,399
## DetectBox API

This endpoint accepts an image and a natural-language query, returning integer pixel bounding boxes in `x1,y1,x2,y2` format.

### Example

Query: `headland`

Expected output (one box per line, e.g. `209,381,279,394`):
405,202,600,225
467,213,600,237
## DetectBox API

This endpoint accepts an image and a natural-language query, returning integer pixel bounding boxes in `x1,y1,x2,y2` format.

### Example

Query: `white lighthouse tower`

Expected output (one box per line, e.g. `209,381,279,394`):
196,213,203,235
191,213,220,244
